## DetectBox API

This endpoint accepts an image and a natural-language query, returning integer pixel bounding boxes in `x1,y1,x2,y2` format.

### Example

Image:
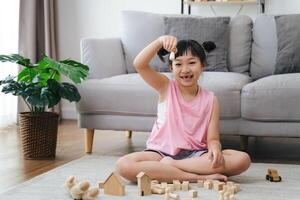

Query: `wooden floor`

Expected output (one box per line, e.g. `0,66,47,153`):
1,120,300,192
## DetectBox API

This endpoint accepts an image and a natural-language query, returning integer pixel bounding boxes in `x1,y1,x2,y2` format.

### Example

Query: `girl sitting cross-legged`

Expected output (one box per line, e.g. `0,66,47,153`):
116,35,251,183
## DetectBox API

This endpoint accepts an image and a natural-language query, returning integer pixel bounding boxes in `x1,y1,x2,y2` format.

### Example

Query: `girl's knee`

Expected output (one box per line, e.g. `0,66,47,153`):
234,151,251,174
239,152,251,169
116,156,137,182
224,150,251,176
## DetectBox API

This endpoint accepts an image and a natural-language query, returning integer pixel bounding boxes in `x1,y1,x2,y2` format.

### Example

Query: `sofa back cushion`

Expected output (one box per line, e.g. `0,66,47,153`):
163,15,230,72
228,15,253,75
250,15,278,80
121,11,252,74
121,11,164,73
274,14,300,74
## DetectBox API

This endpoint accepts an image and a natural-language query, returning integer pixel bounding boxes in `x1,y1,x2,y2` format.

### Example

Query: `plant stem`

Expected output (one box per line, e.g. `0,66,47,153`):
23,98,33,113
50,70,57,79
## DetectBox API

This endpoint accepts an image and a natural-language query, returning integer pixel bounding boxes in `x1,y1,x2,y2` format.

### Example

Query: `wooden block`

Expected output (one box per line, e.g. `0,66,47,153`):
173,180,181,191
151,186,165,194
103,172,125,196
229,194,236,200
189,190,197,198
219,190,225,196
183,198,197,200
165,186,175,193
204,180,213,189
228,187,235,195
151,180,159,185
224,192,230,199
169,193,180,200
226,181,234,186
233,184,240,193
164,192,170,200
98,180,105,189
197,180,204,187
182,181,189,191
213,182,225,191
167,184,175,192
161,182,168,188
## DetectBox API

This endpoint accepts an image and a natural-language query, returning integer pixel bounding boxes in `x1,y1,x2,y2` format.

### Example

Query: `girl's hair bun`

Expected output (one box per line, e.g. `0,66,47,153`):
202,41,216,53
157,48,169,62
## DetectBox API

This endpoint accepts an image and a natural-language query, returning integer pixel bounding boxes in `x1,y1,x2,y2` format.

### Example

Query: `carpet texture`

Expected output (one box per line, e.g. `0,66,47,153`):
0,155,299,200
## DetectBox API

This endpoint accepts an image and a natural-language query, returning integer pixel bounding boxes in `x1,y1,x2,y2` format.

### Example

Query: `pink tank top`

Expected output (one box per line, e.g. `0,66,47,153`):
146,79,214,156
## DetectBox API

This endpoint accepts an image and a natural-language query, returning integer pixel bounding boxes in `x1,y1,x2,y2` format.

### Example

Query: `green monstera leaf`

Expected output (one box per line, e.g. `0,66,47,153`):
0,54,89,114
38,56,88,84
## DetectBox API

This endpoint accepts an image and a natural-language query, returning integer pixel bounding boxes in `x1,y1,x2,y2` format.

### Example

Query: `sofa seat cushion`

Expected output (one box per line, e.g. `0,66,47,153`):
76,74,160,116
200,72,251,119
76,72,251,118
241,73,300,121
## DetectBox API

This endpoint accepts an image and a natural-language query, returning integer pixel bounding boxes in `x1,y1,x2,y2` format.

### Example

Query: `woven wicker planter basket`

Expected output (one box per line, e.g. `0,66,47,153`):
18,112,59,160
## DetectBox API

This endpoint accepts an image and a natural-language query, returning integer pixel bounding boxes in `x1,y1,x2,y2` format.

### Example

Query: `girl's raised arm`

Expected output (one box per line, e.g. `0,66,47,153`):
133,35,177,94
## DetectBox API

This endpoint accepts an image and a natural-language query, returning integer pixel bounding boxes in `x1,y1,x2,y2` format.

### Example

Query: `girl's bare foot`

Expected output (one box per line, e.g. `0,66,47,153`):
203,173,228,182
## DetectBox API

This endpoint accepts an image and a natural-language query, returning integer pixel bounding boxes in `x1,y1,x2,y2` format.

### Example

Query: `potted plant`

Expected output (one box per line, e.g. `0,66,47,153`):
0,54,89,159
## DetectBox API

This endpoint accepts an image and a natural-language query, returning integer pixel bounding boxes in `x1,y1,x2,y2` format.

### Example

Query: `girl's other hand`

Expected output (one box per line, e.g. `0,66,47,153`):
158,35,177,53
208,147,224,169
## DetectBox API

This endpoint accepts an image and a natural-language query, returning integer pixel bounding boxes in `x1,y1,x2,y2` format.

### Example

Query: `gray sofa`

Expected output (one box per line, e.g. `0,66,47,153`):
76,11,300,153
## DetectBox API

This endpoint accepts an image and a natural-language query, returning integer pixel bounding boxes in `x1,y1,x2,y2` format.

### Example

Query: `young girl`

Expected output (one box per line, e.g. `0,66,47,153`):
116,35,251,182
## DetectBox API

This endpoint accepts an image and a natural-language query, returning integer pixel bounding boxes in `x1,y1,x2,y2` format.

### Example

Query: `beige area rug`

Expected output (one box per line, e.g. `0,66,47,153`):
0,155,299,200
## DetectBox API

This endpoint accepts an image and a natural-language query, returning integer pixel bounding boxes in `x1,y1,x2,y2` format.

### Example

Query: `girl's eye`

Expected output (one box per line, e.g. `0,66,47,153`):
175,63,182,67
189,62,196,65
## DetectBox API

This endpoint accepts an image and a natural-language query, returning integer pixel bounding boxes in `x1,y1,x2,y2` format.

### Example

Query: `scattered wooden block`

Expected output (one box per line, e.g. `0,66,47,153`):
136,172,152,196
151,180,159,185
98,180,105,189
169,193,180,200
151,184,165,194
229,194,236,200
167,184,175,192
151,186,165,194
213,181,225,191
161,182,168,188
103,171,125,196
188,190,197,198
228,187,235,195
204,180,213,189
165,186,175,193
233,183,240,193
226,181,234,186
197,180,204,187
173,180,181,191
182,181,189,191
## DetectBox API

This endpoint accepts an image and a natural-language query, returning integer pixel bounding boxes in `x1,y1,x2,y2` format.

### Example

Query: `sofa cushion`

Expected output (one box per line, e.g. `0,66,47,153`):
250,15,277,80
163,16,230,72
228,15,252,75
200,72,251,119
76,72,251,119
121,11,253,76
241,73,300,121
274,14,300,74
121,10,164,73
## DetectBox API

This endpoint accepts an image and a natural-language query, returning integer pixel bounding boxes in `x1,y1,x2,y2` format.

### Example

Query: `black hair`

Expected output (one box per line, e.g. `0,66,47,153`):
157,40,216,66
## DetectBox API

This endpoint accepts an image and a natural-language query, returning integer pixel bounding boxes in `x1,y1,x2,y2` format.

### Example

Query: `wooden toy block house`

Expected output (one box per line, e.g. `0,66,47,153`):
103,171,125,196
136,172,152,196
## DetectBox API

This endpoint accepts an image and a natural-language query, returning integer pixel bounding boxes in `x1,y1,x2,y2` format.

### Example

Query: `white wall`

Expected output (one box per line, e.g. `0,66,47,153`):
56,0,300,119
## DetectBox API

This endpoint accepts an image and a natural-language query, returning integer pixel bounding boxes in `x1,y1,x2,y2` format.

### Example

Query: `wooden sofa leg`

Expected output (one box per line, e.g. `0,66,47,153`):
240,135,249,152
85,129,94,154
126,130,132,139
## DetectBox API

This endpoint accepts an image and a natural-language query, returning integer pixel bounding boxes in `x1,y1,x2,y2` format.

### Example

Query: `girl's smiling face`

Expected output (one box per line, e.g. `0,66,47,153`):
171,50,203,87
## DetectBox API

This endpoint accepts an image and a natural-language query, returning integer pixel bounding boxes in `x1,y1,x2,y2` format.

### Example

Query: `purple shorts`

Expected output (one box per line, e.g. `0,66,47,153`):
145,148,208,160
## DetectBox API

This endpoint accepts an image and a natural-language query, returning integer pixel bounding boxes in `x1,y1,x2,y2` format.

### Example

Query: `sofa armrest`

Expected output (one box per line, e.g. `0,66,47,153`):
81,38,127,79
